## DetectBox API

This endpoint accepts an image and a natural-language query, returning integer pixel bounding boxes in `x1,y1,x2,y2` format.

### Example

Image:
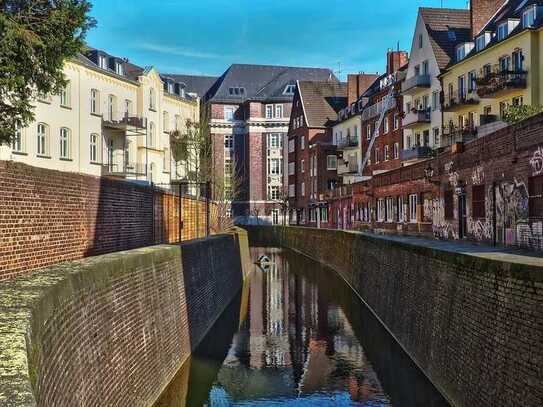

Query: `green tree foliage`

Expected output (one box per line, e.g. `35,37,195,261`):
0,0,95,143
502,104,543,124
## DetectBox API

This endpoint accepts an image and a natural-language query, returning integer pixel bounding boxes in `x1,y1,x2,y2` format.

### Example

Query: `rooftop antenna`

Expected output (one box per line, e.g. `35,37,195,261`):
336,62,342,80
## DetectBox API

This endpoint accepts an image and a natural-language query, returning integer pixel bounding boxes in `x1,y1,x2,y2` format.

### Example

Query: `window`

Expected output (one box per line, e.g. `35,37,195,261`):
497,22,508,41
283,84,296,95
383,116,389,134
384,145,390,161
366,124,372,140
300,136,305,150
468,71,477,93
59,128,70,159
12,124,23,152
397,196,404,222
288,138,295,153
268,158,282,175
300,159,305,173
149,88,156,110
377,199,386,222
458,75,466,99
228,87,245,96
432,91,439,111
354,125,359,140
224,106,234,121
414,65,420,76
90,133,99,163
529,176,543,218
149,122,156,148
393,114,399,130
163,148,170,172
321,207,328,223
115,61,123,76
444,190,454,220
523,6,536,28
125,99,132,116
301,182,305,197
386,197,395,223
422,60,429,75
37,123,48,156
433,127,440,146
98,55,107,70
513,50,524,72
268,185,280,201
268,133,282,149
275,104,283,119
483,63,492,78
456,45,465,62
266,105,273,119
374,147,380,163
108,95,116,121
418,34,423,49
393,142,399,159
288,184,295,197
288,162,295,176
224,134,234,149
409,194,418,223
472,185,486,219
163,111,169,132
90,89,100,114
60,82,71,107
476,34,487,51
499,55,510,72
406,135,412,149
326,155,337,170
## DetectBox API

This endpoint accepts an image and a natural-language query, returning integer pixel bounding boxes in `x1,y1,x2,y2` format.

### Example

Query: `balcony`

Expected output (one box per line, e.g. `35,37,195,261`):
441,125,477,147
402,75,431,95
337,160,359,175
476,68,528,98
402,108,431,129
337,136,359,149
400,146,433,162
442,90,479,112
103,113,147,132
102,162,147,177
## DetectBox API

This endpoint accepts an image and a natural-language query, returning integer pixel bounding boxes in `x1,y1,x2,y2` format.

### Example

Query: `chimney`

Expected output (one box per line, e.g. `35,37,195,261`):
471,0,508,39
347,73,379,105
386,50,409,75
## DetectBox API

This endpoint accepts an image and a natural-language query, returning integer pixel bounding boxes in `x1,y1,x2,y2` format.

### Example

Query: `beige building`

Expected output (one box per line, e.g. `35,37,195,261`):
1,48,200,186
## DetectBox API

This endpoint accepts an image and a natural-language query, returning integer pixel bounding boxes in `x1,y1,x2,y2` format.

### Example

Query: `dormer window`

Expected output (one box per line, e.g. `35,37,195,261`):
522,5,536,28
115,61,123,76
228,87,245,96
283,84,296,95
476,32,491,51
456,43,474,62
168,83,174,94
497,22,508,40
98,55,107,70
447,30,456,41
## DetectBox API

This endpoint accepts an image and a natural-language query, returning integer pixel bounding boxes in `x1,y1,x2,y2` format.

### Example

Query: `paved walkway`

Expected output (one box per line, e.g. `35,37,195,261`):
357,231,543,269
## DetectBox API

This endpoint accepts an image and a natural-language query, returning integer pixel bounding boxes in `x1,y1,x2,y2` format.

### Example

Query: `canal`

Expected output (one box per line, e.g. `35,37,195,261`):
155,248,450,407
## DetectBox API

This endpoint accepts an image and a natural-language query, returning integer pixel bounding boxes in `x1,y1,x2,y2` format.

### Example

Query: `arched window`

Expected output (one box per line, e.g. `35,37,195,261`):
59,128,71,159
149,88,156,110
37,123,49,156
90,133,99,163
149,121,155,148
91,89,100,114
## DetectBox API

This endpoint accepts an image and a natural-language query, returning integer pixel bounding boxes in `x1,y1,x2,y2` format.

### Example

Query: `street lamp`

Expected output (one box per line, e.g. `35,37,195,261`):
424,164,440,185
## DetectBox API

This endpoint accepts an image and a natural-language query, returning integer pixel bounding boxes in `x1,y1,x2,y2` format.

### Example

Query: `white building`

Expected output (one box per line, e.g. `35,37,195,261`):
1,48,200,186
333,106,363,184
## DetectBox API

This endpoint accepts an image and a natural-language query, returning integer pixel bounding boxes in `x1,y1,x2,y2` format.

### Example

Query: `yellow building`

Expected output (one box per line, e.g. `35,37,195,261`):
1,48,200,186
440,1,541,145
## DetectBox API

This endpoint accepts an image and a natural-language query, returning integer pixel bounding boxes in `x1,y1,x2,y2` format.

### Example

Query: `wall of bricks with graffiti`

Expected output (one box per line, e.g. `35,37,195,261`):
345,113,543,251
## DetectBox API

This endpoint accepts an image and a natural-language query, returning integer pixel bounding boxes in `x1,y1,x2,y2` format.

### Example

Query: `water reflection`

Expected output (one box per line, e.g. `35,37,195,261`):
155,248,450,407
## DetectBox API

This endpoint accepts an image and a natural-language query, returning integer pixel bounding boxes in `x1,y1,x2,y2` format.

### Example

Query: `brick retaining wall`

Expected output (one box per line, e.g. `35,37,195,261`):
246,225,543,407
0,231,248,406
0,161,218,280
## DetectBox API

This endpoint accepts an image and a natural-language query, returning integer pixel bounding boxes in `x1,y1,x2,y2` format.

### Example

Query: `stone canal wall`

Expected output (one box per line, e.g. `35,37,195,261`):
246,225,543,407
0,230,249,407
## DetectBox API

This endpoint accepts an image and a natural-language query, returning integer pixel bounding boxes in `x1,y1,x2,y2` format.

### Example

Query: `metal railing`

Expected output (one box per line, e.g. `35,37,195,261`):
102,161,147,176
403,108,431,127
401,74,431,94
337,136,359,149
476,66,528,98
442,90,479,111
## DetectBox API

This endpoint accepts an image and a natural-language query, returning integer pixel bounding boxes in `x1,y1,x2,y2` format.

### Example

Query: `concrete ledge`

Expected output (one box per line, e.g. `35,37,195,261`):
0,231,248,406
244,226,543,407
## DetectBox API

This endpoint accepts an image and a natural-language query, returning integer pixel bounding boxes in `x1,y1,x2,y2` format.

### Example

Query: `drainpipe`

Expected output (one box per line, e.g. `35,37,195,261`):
492,181,497,247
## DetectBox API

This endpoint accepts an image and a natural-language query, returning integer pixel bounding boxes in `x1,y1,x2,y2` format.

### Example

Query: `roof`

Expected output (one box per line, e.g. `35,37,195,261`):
298,81,348,128
161,74,219,98
207,64,338,103
419,7,472,70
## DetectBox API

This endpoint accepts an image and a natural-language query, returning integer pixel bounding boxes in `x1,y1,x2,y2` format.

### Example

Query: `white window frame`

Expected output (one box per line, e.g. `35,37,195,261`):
224,106,235,122
108,94,116,121
60,82,71,107
377,199,385,222
265,105,273,119
37,123,48,157
300,136,305,150
384,145,390,161
275,104,283,119
409,194,418,223
523,6,536,28
149,88,156,110
90,89,99,114
383,116,389,134
149,121,156,148
12,124,23,152
268,158,282,176
301,182,305,197
59,127,70,159
163,111,169,132
386,197,395,223
497,22,508,41
90,133,99,163
393,142,399,159
326,155,337,170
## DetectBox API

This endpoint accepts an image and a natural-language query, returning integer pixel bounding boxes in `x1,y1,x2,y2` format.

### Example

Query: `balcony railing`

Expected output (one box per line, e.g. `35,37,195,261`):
476,67,528,98
442,90,479,112
337,136,359,149
401,74,431,94
103,113,148,130
479,114,499,126
400,146,433,162
102,161,147,177
360,96,396,121
403,108,431,128
441,125,477,147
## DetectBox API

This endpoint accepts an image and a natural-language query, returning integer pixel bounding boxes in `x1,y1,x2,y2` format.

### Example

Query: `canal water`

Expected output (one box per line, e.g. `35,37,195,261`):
155,248,450,407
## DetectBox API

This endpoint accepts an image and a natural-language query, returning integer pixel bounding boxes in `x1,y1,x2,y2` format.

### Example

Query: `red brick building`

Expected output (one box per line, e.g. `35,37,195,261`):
287,81,347,226
201,64,337,225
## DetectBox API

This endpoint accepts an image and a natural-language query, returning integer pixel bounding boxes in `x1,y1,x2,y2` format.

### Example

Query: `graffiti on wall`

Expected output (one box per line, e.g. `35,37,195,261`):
444,161,459,188
530,146,543,176
432,198,458,240
471,165,485,185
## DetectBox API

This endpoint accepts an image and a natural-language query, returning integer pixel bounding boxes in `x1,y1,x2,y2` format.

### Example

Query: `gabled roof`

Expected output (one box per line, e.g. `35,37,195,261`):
420,7,472,70
162,74,219,98
298,81,348,128
208,64,338,103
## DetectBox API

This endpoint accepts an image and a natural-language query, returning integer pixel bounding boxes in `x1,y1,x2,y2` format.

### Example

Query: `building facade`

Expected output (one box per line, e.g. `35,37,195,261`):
2,49,200,186
202,65,337,225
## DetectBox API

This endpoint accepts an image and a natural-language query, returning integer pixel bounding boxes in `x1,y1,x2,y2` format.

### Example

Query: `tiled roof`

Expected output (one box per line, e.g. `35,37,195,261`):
208,64,338,103
420,7,472,70
162,74,219,98
298,81,348,128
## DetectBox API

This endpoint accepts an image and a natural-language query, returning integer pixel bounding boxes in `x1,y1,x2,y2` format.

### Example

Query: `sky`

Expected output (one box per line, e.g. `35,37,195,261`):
86,0,469,80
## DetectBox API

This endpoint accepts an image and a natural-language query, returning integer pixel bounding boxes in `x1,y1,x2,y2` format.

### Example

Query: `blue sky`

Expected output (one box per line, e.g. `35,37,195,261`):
87,0,469,79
